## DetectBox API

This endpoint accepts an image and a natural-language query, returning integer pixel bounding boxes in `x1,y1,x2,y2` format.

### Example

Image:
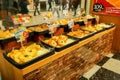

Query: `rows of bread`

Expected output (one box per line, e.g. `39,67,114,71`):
81,25,103,32
0,27,32,39
7,43,42,64
0,24,49,39
27,24,48,32
67,30,90,38
51,17,82,25
0,15,94,39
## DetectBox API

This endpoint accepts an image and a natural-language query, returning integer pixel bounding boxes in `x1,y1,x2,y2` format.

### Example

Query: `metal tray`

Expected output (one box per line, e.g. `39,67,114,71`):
26,24,49,35
80,26,106,34
43,35,79,52
67,31,94,41
0,37,16,45
3,42,55,69
103,23,115,30
0,31,34,46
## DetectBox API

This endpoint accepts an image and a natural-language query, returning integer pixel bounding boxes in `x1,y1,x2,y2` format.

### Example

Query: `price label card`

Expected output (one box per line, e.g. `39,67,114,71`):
14,29,25,42
14,28,29,42
95,15,100,24
49,25,57,34
68,20,74,29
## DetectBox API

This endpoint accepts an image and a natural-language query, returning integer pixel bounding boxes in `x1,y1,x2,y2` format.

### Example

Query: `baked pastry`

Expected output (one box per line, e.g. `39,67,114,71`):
57,39,65,46
48,40,57,47
51,36,59,42
59,35,68,42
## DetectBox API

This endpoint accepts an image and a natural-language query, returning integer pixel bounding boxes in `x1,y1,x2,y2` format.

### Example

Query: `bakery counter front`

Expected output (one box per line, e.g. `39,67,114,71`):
0,27,115,80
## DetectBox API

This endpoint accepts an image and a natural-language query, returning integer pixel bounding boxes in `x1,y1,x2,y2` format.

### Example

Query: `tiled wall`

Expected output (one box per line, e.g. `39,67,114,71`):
23,30,114,80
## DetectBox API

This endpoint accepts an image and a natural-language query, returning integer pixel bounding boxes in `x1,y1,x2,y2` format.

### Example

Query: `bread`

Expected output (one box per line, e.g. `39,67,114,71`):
59,35,68,42
48,40,57,47
57,39,65,46
7,43,41,64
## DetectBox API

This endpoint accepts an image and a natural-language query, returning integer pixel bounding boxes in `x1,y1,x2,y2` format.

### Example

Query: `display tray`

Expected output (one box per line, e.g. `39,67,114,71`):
74,21,84,25
74,17,96,26
43,35,79,52
3,43,55,69
27,24,49,35
67,31,94,41
59,24,68,31
80,26,105,34
0,31,34,45
0,37,16,45
91,28,106,34
88,17,96,21
34,29,49,35
99,23,115,30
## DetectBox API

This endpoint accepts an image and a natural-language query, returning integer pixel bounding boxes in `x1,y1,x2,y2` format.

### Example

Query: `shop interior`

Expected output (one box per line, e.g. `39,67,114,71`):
0,0,120,80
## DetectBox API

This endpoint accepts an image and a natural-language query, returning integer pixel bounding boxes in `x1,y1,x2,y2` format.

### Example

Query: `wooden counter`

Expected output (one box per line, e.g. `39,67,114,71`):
0,27,115,80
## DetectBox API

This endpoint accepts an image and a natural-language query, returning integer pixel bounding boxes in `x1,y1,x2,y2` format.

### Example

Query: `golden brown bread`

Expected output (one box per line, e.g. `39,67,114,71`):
7,43,41,64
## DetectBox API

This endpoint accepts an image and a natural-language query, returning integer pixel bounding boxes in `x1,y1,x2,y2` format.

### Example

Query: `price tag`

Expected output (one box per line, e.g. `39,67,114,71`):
14,29,25,42
68,20,74,29
23,31,29,38
14,28,29,42
95,15,100,24
83,17,88,25
49,25,57,34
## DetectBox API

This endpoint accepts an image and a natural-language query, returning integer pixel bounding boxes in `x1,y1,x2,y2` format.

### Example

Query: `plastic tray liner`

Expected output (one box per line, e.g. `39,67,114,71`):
43,35,79,52
3,42,55,69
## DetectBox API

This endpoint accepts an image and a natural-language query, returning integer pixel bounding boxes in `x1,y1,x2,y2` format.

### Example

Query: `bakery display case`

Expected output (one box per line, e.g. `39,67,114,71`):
0,16,116,80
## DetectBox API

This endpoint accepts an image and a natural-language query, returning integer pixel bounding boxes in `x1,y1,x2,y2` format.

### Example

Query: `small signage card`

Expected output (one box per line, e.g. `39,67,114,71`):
49,25,58,34
14,28,29,42
83,17,88,27
68,20,74,29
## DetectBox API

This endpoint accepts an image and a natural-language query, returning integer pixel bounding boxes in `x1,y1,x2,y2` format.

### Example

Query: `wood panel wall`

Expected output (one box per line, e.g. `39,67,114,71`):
90,0,120,53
